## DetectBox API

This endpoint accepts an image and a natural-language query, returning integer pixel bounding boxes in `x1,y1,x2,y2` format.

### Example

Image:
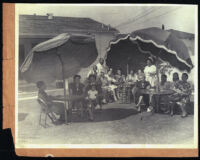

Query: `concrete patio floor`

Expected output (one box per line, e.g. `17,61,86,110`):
17,98,194,146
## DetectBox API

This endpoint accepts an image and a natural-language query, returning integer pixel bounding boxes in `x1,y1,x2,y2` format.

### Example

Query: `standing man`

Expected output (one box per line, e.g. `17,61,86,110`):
96,58,106,77
87,65,98,78
68,75,85,119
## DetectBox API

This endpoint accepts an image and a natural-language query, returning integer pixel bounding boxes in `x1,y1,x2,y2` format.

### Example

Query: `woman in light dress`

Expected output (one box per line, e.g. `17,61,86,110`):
105,69,118,101
143,58,157,88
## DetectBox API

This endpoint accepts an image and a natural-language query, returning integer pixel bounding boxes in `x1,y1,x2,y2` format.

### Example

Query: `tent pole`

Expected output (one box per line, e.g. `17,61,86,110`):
156,56,159,92
127,64,129,76
156,50,162,92
57,54,68,124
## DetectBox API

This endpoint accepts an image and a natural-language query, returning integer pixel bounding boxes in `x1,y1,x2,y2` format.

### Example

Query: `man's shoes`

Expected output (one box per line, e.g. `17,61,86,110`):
181,113,188,118
102,99,107,104
147,106,153,112
164,110,170,114
137,106,141,112
53,119,65,125
96,104,100,109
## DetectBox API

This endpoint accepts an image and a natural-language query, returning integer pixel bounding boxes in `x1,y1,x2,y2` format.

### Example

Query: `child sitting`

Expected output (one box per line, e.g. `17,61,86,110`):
36,81,66,125
86,84,99,121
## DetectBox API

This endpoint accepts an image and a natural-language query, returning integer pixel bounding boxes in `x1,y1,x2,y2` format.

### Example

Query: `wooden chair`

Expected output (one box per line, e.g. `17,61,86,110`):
37,98,57,128
68,97,86,121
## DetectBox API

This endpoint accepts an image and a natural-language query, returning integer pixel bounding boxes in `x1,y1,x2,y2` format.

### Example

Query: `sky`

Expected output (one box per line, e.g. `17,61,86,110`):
16,4,197,34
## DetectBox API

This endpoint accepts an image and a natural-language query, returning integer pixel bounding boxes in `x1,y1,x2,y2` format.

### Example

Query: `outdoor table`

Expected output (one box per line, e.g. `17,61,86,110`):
52,95,85,121
52,95,84,102
139,89,174,113
118,83,133,104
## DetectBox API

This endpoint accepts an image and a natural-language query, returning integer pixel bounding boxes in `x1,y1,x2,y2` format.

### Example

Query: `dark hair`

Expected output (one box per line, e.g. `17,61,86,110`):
147,58,153,63
182,73,188,79
89,74,96,80
161,74,167,79
173,72,179,76
73,75,81,80
99,58,104,61
91,84,96,88
36,81,45,89
172,72,179,81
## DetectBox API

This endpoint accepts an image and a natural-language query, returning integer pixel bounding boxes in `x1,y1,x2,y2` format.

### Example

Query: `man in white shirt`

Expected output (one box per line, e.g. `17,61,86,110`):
96,58,106,76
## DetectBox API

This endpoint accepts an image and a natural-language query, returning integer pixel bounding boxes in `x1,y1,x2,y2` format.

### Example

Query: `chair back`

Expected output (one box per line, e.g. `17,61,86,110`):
37,98,49,112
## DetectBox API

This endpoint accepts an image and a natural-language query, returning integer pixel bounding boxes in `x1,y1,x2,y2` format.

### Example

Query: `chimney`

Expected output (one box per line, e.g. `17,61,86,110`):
162,24,165,30
47,13,53,19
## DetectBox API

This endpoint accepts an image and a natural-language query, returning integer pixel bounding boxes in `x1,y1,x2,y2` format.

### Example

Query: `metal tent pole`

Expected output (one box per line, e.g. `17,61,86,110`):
56,53,69,124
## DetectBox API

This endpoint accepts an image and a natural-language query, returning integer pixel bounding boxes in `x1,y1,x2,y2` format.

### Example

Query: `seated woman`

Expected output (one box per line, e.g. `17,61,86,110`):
131,69,145,104
68,75,85,118
36,81,66,124
115,69,126,99
105,72,118,102
85,84,99,121
126,70,136,84
126,70,137,102
99,71,110,103
134,75,151,112
85,74,103,110
169,73,192,117
107,68,113,77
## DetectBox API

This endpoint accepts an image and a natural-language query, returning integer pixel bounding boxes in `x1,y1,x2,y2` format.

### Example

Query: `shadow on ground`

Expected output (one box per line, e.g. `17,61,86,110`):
71,108,138,123
18,113,29,121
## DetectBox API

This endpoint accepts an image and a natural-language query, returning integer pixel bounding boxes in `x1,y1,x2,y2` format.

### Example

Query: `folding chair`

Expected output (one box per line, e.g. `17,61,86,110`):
37,98,57,128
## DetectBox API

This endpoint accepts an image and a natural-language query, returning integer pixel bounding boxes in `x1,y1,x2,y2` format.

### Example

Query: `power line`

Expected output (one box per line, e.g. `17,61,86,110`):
120,6,183,30
115,7,161,28
116,7,157,28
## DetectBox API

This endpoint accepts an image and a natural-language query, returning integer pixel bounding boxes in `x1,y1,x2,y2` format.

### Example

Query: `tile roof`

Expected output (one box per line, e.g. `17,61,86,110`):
19,15,119,37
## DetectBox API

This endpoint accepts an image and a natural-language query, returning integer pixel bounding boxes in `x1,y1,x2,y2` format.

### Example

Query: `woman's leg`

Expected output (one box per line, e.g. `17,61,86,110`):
169,101,175,116
136,96,143,106
132,87,138,104
114,88,118,100
177,98,188,117
111,88,117,101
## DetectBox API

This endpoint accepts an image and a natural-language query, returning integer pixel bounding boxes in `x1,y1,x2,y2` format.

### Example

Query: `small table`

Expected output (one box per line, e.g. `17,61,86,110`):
52,95,85,122
118,83,134,104
139,89,174,113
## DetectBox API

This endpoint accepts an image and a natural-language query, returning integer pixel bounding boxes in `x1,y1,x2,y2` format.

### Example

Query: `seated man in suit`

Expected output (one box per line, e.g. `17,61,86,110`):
36,81,65,125
68,75,85,119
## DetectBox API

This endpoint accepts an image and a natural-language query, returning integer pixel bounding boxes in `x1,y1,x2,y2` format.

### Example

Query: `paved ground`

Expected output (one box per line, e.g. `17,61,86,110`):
17,96,194,145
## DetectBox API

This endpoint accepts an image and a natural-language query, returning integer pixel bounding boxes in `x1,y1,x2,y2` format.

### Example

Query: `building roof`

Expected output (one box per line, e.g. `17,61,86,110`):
19,14,119,38
167,29,194,39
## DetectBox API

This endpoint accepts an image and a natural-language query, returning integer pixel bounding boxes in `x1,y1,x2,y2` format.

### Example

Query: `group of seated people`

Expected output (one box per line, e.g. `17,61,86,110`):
36,58,193,125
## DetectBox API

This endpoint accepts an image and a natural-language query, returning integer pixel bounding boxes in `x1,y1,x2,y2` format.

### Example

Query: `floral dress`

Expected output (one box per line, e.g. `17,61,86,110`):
169,80,191,106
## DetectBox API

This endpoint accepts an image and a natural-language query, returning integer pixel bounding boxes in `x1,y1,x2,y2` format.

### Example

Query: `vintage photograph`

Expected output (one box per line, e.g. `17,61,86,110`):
15,4,198,148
